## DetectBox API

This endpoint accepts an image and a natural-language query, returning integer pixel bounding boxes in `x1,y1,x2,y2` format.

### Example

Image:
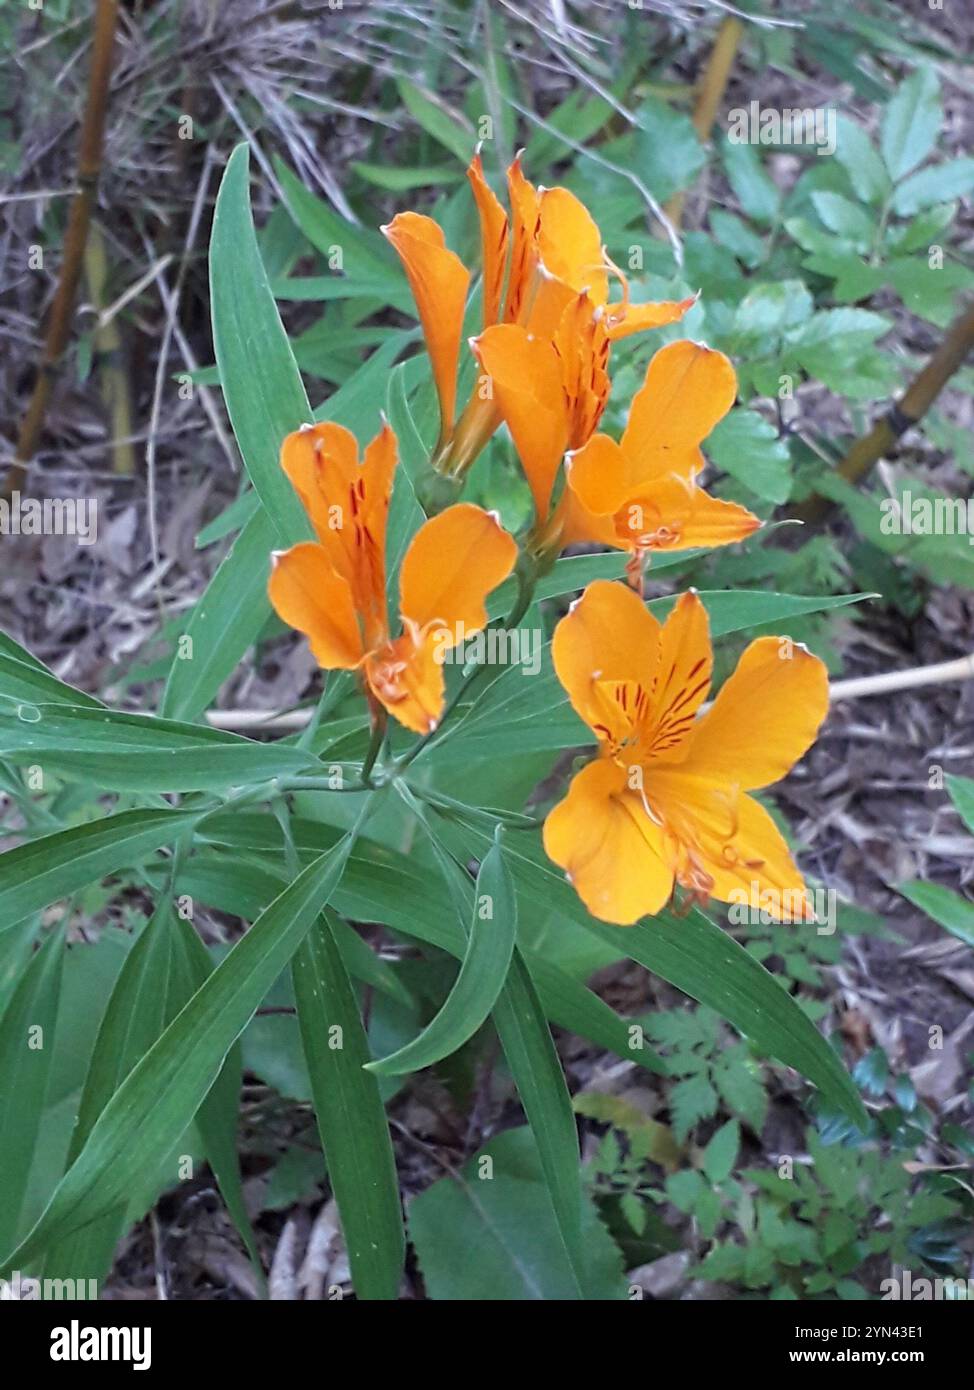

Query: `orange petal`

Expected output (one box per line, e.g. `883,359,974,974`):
365,629,445,735
605,293,698,342
544,758,672,925
684,636,829,790
467,152,509,329
472,324,568,523
281,421,359,544
268,542,364,670
566,433,639,521
551,579,662,743
645,591,712,763
611,475,761,555
623,340,737,457
536,186,608,306
382,211,470,446
503,154,541,323
281,420,395,649
651,773,811,917
398,502,517,645
554,292,610,448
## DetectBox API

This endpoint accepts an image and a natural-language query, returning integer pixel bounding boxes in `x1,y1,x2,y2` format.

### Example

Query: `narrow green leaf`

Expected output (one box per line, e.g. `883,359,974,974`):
292,910,405,1300
946,774,974,835
898,881,974,949
44,905,174,1286
493,950,585,1296
210,144,312,543
0,926,64,1256
168,911,263,1282
1,833,355,1270
452,826,868,1129
397,79,474,163
0,809,200,932
161,508,277,723
0,641,102,711
0,703,318,792
367,830,518,1076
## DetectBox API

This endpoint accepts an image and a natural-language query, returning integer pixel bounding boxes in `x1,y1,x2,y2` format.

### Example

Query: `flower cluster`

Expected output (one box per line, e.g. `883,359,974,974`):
268,153,828,926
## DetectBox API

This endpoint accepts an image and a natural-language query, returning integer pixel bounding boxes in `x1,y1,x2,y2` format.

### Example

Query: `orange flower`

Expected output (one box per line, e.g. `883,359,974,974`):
543,582,828,926
472,332,760,567
268,420,517,733
562,340,761,569
382,151,694,471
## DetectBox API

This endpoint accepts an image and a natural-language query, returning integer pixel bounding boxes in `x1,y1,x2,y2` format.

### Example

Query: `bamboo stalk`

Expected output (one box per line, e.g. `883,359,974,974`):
5,0,119,499
663,16,744,230
83,221,135,474
793,298,974,523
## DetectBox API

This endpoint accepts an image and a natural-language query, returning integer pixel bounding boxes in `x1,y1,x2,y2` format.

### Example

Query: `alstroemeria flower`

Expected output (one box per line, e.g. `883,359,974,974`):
563,339,761,569
544,581,828,926
268,420,517,734
472,331,760,567
382,151,694,470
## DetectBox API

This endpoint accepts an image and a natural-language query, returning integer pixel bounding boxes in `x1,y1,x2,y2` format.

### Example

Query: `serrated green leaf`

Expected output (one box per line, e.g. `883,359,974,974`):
880,66,941,182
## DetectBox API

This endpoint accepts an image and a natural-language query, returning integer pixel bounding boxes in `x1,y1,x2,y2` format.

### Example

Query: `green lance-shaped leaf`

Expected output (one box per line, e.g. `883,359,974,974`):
0,703,319,793
43,904,175,1288
366,828,518,1076
448,824,869,1130
292,910,406,1301
0,925,65,1257
0,809,201,933
1,833,355,1272
492,950,586,1298
168,910,263,1283
210,144,312,545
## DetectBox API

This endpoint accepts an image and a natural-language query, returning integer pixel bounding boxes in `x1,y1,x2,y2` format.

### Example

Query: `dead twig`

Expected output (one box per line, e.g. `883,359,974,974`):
5,0,119,500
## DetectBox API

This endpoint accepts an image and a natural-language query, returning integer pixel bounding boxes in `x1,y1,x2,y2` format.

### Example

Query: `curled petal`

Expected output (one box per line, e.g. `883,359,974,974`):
281,419,395,649
503,155,541,323
646,591,713,763
382,211,470,447
467,152,509,329
473,324,568,523
605,293,698,342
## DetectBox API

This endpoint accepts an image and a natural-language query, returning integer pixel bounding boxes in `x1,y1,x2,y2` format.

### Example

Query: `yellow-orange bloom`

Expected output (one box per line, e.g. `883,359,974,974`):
268,420,517,733
543,582,829,926
473,331,760,564
562,339,761,564
382,151,694,470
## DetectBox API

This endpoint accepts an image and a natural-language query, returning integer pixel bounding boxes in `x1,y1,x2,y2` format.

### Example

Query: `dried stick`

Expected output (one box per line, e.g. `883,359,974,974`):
5,0,119,499
792,298,974,523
